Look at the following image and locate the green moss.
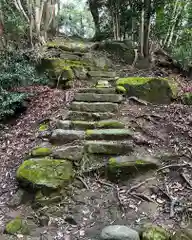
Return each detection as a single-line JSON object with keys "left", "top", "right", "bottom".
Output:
{"left": 142, "top": 224, "right": 170, "bottom": 240}
{"left": 16, "top": 159, "right": 74, "bottom": 189}
{"left": 116, "top": 85, "right": 126, "bottom": 93}
{"left": 116, "top": 77, "right": 178, "bottom": 103}
{"left": 31, "top": 147, "right": 52, "bottom": 157}
{"left": 39, "top": 123, "right": 49, "bottom": 132}
{"left": 96, "top": 120, "right": 124, "bottom": 129}
{"left": 5, "top": 217, "right": 29, "bottom": 235}
{"left": 46, "top": 40, "right": 88, "bottom": 52}
{"left": 181, "top": 92, "right": 192, "bottom": 105}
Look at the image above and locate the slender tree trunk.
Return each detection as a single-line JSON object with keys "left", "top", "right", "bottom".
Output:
{"left": 143, "top": 0, "right": 152, "bottom": 57}
{"left": 88, "top": 0, "right": 100, "bottom": 40}
{"left": 140, "top": 0, "right": 145, "bottom": 57}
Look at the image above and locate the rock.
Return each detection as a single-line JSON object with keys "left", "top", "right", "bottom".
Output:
{"left": 181, "top": 92, "right": 192, "bottom": 105}
{"left": 74, "top": 93, "right": 123, "bottom": 103}
{"left": 78, "top": 88, "right": 116, "bottom": 94}
{"left": 71, "top": 102, "right": 119, "bottom": 112}
{"left": 108, "top": 156, "right": 160, "bottom": 175}
{"left": 116, "top": 85, "right": 126, "bottom": 94}
{"left": 95, "top": 80, "right": 112, "bottom": 88}
{"left": 8, "top": 189, "right": 25, "bottom": 207}
{"left": 141, "top": 224, "right": 170, "bottom": 240}
{"left": 52, "top": 145, "right": 83, "bottom": 161}
{"left": 172, "top": 228, "right": 192, "bottom": 240}
{"left": 50, "top": 129, "right": 85, "bottom": 143}
{"left": 16, "top": 159, "right": 74, "bottom": 189}
{"left": 84, "top": 141, "right": 133, "bottom": 154}
{"left": 56, "top": 120, "right": 71, "bottom": 129}
{"left": 31, "top": 145, "right": 52, "bottom": 157}
{"left": 35, "top": 190, "right": 63, "bottom": 206}
{"left": 82, "top": 153, "right": 109, "bottom": 172}
{"left": 5, "top": 217, "right": 30, "bottom": 235}
{"left": 95, "top": 120, "right": 125, "bottom": 129}
{"left": 85, "top": 129, "right": 133, "bottom": 140}
{"left": 67, "top": 111, "right": 115, "bottom": 121}
{"left": 116, "top": 77, "right": 178, "bottom": 103}
{"left": 101, "top": 225, "right": 140, "bottom": 240}
{"left": 88, "top": 71, "right": 116, "bottom": 78}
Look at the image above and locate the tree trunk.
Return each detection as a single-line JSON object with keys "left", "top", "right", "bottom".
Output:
{"left": 143, "top": 0, "right": 152, "bottom": 57}
{"left": 88, "top": 0, "right": 100, "bottom": 40}
{"left": 140, "top": 0, "right": 145, "bottom": 57}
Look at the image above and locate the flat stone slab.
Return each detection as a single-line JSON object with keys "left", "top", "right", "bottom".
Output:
{"left": 16, "top": 159, "right": 74, "bottom": 189}
{"left": 84, "top": 141, "right": 133, "bottom": 154}
{"left": 78, "top": 88, "right": 116, "bottom": 94}
{"left": 74, "top": 93, "right": 123, "bottom": 103}
{"left": 52, "top": 145, "right": 83, "bottom": 161}
{"left": 86, "top": 129, "right": 133, "bottom": 140}
{"left": 67, "top": 111, "right": 115, "bottom": 121}
{"left": 50, "top": 129, "right": 85, "bottom": 143}
{"left": 71, "top": 102, "right": 118, "bottom": 112}
{"left": 56, "top": 119, "right": 125, "bottom": 130}
{"left": 88, "top": 71, "right": 116, "bottom": 78}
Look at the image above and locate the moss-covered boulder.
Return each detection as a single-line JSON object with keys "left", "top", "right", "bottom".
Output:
{"left": 141, "top": 224, "right": 170, "bottom": 240}
{"left": 5, "top": 217, "right": 29, "bottom": 235}
{"left": 116, "top": 85, "right": 126, "bottom": 94}
{"left": 116, "top": 77, "right": 178, "bottom": 103}
{"left": 172, "top": 229, "right": 192, "bottom": 240}
{"left": 181, "top": 92, "right": 192, "bottom": 105}
{"left": 16, "top": 159, "right": 74, "bottom": 189}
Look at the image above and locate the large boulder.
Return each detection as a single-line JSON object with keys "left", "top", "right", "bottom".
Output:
{"left": 16, "top": 159, "right": 74, "bottom": 189}
{"left": 116, "top": 77, "right": 178, "bottom": 103}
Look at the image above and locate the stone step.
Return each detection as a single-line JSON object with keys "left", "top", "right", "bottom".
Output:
{"left": 52, "top": 145, "right": 84, "bottom": 162}
{"left": 74, "top": 93, "right": 123, "bottom": 103}
{"left": 66, "top": 111, "right": 116, "bottom": 121}
{"left": 78, "top": 88, "right": 116, "bottom": 94}
{"left": 87, "top": 71, "right": 116, "bottom": 78}
{"left": 84, "top": 141, "right": 133, "bottom": 154}
{"left": 71, "top": 102, "right": 118, "bottom": 112}
{"left": 85, "top": 129, "right": 133, "bottom": 141}
{"left": 56, "top": 119, "right": 125, "bottom": 130}
{"left": 50, "top": 129, "right": 85, "bottom": 144}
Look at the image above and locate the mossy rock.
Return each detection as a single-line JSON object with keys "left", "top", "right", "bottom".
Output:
{"left": 96, "top": 120, "right": 125, "bottom": 129}
{"left": 172, "top": 229, "right": 192, "bottom": 240}
{"left": 35, "top": 189, "right": 64, "bottom": 206}
{"left": 95, "top": 80, "right": 111, "bottom": 88}
{"left": 181, "top": 92, "right": 192, "bottom": 105}
{"left": 5, "top": 217, "right": 30, "bottom": 235}
{"left": 116, "top": 85, "right": 126, "bottom": 94}
{"left": 39, "top": 123, "right": 49, "bottom": 132}
{"left": 16, "top": 159, "right": 74, "bottom": 189}
{"left": 116, "top": 77, "right": 178, "bottom": 103}
{"left": 108, "top": 156, "right": 160, "bottom": 179}
{"left": 141, "top": 224, "right": 170, "bottom": 240}
{"left": 31, "top": 146, "right": 52, "bottom": 157}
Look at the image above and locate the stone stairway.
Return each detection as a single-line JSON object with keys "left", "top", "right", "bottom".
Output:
{"left": 50, "top": 74, "right": 134, "bottom": 173}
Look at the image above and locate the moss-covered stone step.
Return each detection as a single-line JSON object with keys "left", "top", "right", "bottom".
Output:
{"left": 52, "top": 145, "right": 83, "bottom": 162}
{"left": 16, "top": 159, "right": 74, "bottom": 189}
{"left": 86, "top": 129, "right": 133, "bottom": 140}
{"left": 67, "top": 111, "right": 115, "bottom": 121}
{"left": 84, "top": 141, "right": 133, "bottom": 154}
{"left": 74, "top": 93, "right": 123, "bottom": 103}
{"left": 108, "top": 155, "right": 160, "bottom": 173}
{"left": 78, "top": 88, "right": 116, "bottom": 94}
{"left": 71, "top": 102, "right": 118, "bottom": 112}
{"left": 56, "top": 119, "right": 125, "bottom": 130}
{"left": 116, "top": 77, "right": 178, "bottom": 103}
{"left": 50, "top": 129, "right": 85, "bottom": 143}
{"left": 88, "top": 71, "right": 116, "bottom": 78}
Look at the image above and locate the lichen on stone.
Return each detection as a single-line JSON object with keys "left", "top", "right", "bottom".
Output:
{"left": 39, "top": 123, "right": 49, "bottom": 132}
{"left": 5, "top": 217, "right": 29, "bottom": 235}
{"left": 31, "top": 147, "right": 52, "bottom": 157}
{"left": 141, "top": 224, "right": 170, "bottom": 240}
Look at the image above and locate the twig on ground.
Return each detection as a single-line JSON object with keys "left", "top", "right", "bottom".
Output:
{"left": 96, "top": 179, "right": 115, "bottom": 188}
{"left": 130, "top": 193, "right": 154, "bottom": 202}
{"left": 115, "top": 186, "right": 125, "bottom": 213}
{"left": 180, "top": 173, "right": 192, "bottom": 189}
{"left": 126, "top": 177, "right": 155, "bottom": 194}
{"left": 76, "top": 176, "right": 89, "bottom": 190}
{"left": 128, "top": 96, "right": 148, "bottom": 105}
{"left": 157, "top": 163, "right": 191, "bottom": 172}
{"left": 156, "top": 186, "right": 172, "bottom": 201}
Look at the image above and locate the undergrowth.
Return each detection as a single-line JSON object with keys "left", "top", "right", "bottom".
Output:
{"left": 0, "top": 50, "right": 49, "bottom": 121}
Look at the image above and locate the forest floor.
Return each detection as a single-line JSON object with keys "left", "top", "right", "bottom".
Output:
{"left": 0, "top": 61, "right": 192, "bottom": 239}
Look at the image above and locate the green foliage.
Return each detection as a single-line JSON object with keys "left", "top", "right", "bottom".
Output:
{"left": 0, "top": 88, "right": 27, "bottom": 120}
